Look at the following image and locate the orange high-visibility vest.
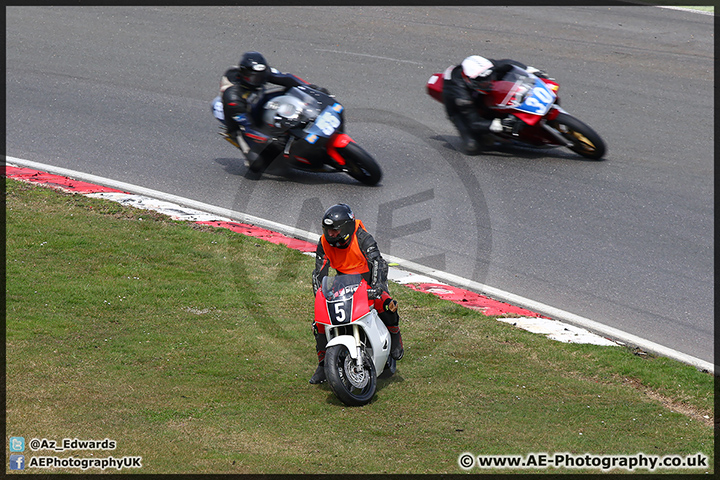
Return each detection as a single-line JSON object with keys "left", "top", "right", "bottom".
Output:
{"left": 320, "top": 220, "right": 369, "bottom": 274}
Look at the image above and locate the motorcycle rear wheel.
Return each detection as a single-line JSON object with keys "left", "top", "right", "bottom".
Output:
{"left": 325, "top": 345, "right": 377, "bottom": 406}
{"left": 548, "top": 113, "right": 606, "bottom": 160}
{"left": 338, "top": 142, "right": 383, "bottom": 186}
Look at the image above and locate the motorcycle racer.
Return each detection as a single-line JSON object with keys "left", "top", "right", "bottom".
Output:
{"left": 218, "top": 51, "right": 329, "bottom": 172}
{"left": 309, "top": 204, "right": 404, "bottom": 384}
{"left": 443, "top": 55, "right": 551, "bottom": 154}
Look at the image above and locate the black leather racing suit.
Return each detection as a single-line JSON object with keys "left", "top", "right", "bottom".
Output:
{"left": 221, "top": 66, "right": 306, "bottom": 135}
{"left": 443, "top": 58, "right": 529, "bottom": 142}
{"left": 312, "top": 226, "right": 388, "bottom": 297}
{"left": 220, "top": 66, "right": 307, "bottom": 168}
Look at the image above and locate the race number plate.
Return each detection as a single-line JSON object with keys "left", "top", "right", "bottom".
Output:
{"left": 514, "top": 78, "right": 556, "bottom": 116}
{"left": 327, "top": 298, "right": 353, "bottom": 325}
{"left": 305, "top": 103, "right": 343, "bottom": 144}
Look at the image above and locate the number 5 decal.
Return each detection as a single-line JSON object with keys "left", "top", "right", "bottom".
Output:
{"left": 334, "top": 302, "right": 346, "bottom": 323}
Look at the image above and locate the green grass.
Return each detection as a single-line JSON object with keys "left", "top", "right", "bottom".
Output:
{"left": 5, "top": 179, "right": 714, "bottom": 474}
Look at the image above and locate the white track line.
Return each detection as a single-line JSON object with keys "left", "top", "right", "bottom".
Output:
{"left": 5, "top": 155, "right": 713, "bottom": 374}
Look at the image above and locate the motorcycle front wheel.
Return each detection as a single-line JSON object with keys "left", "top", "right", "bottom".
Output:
{"left": 325, "top": 345, "right": 377, "bottom": 406}
{"left": 337, "top": 142, "right": 383, "bottom": 186}
{"left": 548, "top": 112, "right": 606, "bottom": 160}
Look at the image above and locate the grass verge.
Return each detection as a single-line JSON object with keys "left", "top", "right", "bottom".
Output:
{"left": 5, "top": 179, "right": 714, "bottom": 474}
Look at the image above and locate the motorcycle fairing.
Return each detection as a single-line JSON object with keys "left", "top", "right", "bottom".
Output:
{"left": 314, "top": 274, "right": 371, "bottom": 326}
{"left": 232, "top": 115, "right": 272, "bottom": 150}
{"left": 212, "top": 96, "right": 225, "bottom": 121}
{"left": 304, "top": 103, "right": 343, "bottom": 144}
{"left": 426, "top": 73, "right": 444, "bottom": 103}
{"left": 326, "top": 134, "right": 355, "bottom": 166}
{"left": 326, "top": 297, "right": 353, "bottom": 326}
{"left": 487, "top": 66, "right": 557, "bottom": 126}
{"left": 511, "top": 77, "right": 556, "bottom": 116}
{"left": 492, "top": 77, "right": 556, "bottom": 122}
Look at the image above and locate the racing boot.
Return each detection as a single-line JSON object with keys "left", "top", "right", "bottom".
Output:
{"left": 309, "top": 333, "right": 328, "bottom": 384}
{"left": 220, "top": 126, "right": 241, "bottom": 148}
{"left": 247, "top": 143, "right": 282, "bottom": 173}
{"left": 309, "top": 363, "right": 326, "bottom": 385}
{"left": 247, "top": 152, "right": 271, "bottom": 173}
{"left": 450, "top": 115, "right": 481, "bottom": 155}
{"left": 388, "top": 326, "right": 404, "bottom": 360}
{"left": 460, "top": 133, "right": 479, "bottom": 155}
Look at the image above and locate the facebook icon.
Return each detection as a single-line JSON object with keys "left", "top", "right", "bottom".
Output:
{"left": 10, "top": 454, "right": 25, "bottom": 470}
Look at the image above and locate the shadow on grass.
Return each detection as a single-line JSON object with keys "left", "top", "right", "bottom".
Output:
{"left": 320, "top": 373, "right": 406, "bottom": 407}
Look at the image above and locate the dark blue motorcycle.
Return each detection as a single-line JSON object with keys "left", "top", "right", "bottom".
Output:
{"left": 212, "top": 85, "right": 382, "bottom": 185}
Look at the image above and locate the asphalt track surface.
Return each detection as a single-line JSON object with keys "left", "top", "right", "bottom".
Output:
{"left": 6, "top": 6, "right": 714, "bottom": 365}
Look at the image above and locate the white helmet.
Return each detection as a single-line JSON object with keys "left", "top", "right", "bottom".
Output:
{"left": 461, "top": 55, "right": 494, "bottom": 92}
{"left": 461, "top": 56, "right": 493, "bottom": 78}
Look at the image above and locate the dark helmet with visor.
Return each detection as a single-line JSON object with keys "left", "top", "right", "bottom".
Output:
{"left": 238, "top": 51, "right": 269, "bottom": 88}
{"left": 322, "top": 204, "right": 356, "bottom": 248}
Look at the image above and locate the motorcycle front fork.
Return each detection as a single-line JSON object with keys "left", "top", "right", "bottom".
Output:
{"left": 353, "top": 325, "right": 363, "bottom": 368}
{"left": 540, "top": 120, "right": 572, "bottom": 147}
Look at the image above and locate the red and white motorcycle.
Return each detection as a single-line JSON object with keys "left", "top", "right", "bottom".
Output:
{"left": 314, "top": 274, "right": 396, "bottom": 406}
{"left": 427, "top": 65, "right": 606, "bottom": 160}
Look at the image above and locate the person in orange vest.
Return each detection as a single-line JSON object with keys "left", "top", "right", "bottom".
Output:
{"left": 309, "top": 203, "right": 403, "bottom": 384}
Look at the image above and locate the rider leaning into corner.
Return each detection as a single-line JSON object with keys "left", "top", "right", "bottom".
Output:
{"left": 443, "top": 55, "right": 552, "bottom": 155}
{"left": 309, "top": 204, "right": 404, "bottom": 385}
{"left": 218, "top": 51, "right": 329, "bottom": 172}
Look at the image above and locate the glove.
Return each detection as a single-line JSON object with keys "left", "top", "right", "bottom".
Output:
{"left": 383, "top": 298, "right": 398, "bottom": 313}
{"left": 307, "top": 84, "right": 331, "bottom": 95}
{"left": 490, "top": 117, "right": 518, "bottom": 134}
{"left": 489, "top": 118, "right": 504, "bottom": 133}
{"left": 367, "top": 286, "right": 382, "bottom": 300}
{"left": 312, "top": 272, "right": 321, "bottom": 295}
{"left": 526, "top": 66, "right": 549, "bottom": 79}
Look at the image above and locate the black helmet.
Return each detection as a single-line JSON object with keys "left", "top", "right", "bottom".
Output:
{"left": 238, "top": 51, "right": 268, "bottom": 88}
{"left": 322, "top": 204, "right": 356, "bottom": 248}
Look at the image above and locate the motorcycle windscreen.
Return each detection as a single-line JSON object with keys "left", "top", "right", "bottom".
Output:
{"left": 491, "top": 67, "right": 556, "bottom": 120}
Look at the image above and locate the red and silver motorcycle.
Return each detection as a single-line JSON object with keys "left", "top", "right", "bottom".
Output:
{"left": 313, "top": 274, "right": 396, "bottom": 406}
{"left": 427, "top": 65, "right": 606, "bottom": 160}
